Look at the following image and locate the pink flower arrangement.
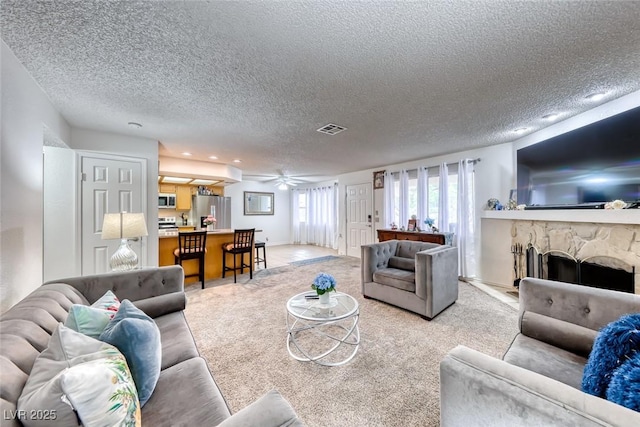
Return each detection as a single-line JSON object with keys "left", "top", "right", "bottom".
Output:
{"left": 203, "top": 215, "right": 216, "bottom": 225}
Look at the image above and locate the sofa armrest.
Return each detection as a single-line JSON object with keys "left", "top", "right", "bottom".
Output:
{"left": 518, "top": 278, "right": 640, "bottom": 354}
{"left": 45, "top": 266, "right": 185, "bottom": 305}
{"left": 440, "top": 345, "right": 640, "bottom": 427}
{"left": 132, "top": 292, "right": 186, "bottom": 318}
{"left": 216, "top": 390, "right": 305, "bottom": 427}
{"left": 415, "top": 245, "right": 458, "bottom": 305}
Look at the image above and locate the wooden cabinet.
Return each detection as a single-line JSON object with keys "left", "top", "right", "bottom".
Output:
{"left": 159, "top": 183, "right": 176, "bottom": 193}
{"left": 377, "top": 229, "right": 446, "bottom": 245}
{"left": 175, "top": 185, "right": 192, "bottom": 211}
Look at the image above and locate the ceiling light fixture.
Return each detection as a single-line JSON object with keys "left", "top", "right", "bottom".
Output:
{"left": 233, "top": 159, "right": 241, "bottom": 163}
{"left": 182, "top": 152, "right": 192, "bottom": 156}
{"left": 127, "top": 122, "right": 142, "bottom": 129}
{"left": 514, "top": 128, "right": 529, "bottom": 134}
{"left": 542, "top": 113, "right": 559, "bottom": 121}
{"left": 209, "top": 155, "right": 218, "bottom": 160}
{"left": 278, "top": 183, "right": 289, "bottom": 191}
{"left": 586, "top": 92, "right": 606, "bottom": 101}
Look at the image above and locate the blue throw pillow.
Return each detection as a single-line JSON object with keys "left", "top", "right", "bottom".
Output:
{"left": 582, "top": 313, "right": 640, "bottom": 397}
{"left": 99, "top": 300, "right": 161, "bottom": 407}
{"left": 607, "top": 351, "right": 640, "bottom": 412}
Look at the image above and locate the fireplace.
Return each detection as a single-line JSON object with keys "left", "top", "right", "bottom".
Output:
{"left": 526, "top": 248, "right": 636, "bottom": 293}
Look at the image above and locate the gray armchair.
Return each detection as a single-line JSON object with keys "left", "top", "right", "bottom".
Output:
{"left": 361, "top": 240, "right": 459, "bottom": 319}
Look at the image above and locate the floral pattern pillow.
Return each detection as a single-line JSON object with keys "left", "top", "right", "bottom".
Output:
{"left": 65, "top": 290, "right": 121, "bottom": 338}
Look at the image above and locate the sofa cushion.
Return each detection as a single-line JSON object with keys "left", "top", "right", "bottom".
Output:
{"left": 64, "top": 291, "right": 121, "bottom": 339}
{"left": 141, "top": 357, "right": 231, "bottom": 426}
{"left": 582, "top": 313, "right": 640, "bottom": 398}
{"left": 217, "top": 390, "right": 304, "bottom": 427}
{"left": 388, "top": 256, "right": 415, "bottom": 271}
{"left": 373, "top": 268, "right": 416, "bottom": 292}
{"left": 606, "top": 351, "right": 640, "bottom": 412}
{"left": 17, "top": 324, "right": 140, "bottom": 427}
{"left": 154, "top": 311, "right": 200, "bottom": 370}
{"left": 503, "top": 333, "right": 588, "bottom": 390}
{"left": 100, "top": 300, "right": 161, "bottom": 407}
{"left": 60, "top": 354, "right": 141, "bottom": 426}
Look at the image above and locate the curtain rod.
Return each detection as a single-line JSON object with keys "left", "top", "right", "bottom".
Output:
{"left": 387, "top": 157, "right": 481, "bottom": 174}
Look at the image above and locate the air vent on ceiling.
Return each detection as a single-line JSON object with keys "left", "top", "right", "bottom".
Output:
{"left": 317, "top": 123, "right": 347, "bottom": 135}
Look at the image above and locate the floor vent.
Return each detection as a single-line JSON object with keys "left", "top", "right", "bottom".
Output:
{"left": 317, "top": 123, "right": 347, "bottom": 135}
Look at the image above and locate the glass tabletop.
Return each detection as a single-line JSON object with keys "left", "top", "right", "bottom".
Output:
{"left": 286, "top": 291, "right": 358, "bottom": 321}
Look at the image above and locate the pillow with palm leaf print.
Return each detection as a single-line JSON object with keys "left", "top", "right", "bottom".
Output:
{"left": 60, "top": 354, "right": 141, "bottom": 426}
{"left": 17, "top": 324, "right": 141, "bottom": 427}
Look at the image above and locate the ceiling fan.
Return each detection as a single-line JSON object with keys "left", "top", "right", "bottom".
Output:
{"left": 243, "top": 170, "right": 313, "bottom": 190}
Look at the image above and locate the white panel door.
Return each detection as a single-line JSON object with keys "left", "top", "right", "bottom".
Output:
{"left": 81, "top": 155, "right": 144, "bottom": 275}
{"left": 346, "top": 183, "right": 373, "bottom": 258}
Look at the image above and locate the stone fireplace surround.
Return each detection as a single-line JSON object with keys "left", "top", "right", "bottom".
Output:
{"left": 480, "top": 210, "right": 640, "bottom": 294}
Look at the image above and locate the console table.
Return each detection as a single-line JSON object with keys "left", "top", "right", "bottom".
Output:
{"left": 377, "top": 229, "right": 449, "bottom": 245}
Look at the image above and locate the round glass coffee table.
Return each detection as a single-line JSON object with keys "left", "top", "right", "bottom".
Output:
{"left": 286, "top": 291, "right": 360, "bottom": 366}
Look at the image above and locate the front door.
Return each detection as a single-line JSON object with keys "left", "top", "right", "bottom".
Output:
{"left": 81, "top": 154, "right": 145, "bottom": 275}
{"left": 346, "top": 183, "right": 373, "bottom": 258}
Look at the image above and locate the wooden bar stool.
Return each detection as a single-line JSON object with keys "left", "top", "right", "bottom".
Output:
{"left": 222, "top": 229, "right": 255, "bottom": 283}
{"left": 255, "top": 241, "right": 267, "bottom": 269}
{"left": 174, "top": 231, "right": 207, "bottom": 289}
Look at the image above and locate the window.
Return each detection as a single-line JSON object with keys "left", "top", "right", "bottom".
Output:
{"left": 298, "top": 193, "right": 307, "bottom": 223}
{"left": 390, "top": 165, "right": 459, "bottom": 231}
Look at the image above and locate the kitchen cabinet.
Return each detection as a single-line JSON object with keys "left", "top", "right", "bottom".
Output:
{"left": 175, "top": 185, "right": 192, "bottom": 211}
{"left": 377, "top": 229, "right": 446, "bottom": 245}
{"left": 159, "top": 183, "right": 177, "bottom": 193}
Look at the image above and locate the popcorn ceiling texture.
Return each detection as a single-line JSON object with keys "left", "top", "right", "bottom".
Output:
{"left": 2, "top": 1, "right": 640, "bottom": 177}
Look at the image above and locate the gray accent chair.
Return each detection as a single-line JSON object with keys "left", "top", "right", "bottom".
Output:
{"left": 361, "top": 240, "right": 459, "bottom": 319}
{"left": 1, "top": 266, "right": 304, "bottom": 427}
{"left": 440, "top": 277, "right": 640, "bottom": 427}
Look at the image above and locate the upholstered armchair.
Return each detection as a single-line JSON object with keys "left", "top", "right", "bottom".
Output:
{"left": 361, "top": 240, "right": 459, "bottom": 320}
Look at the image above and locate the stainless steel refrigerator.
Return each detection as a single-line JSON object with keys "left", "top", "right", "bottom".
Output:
{"left": 191, "top": 195, "right": 232, "bottom": 229}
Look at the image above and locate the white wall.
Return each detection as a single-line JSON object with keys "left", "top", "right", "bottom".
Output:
{"left": 224, "top": 181, "right": 291, "bottom": 246}
{"left": 1, "top": 41, "right": 72, "bottom": 313}
{"left": 70, "top": 128, "right": 159, "bottom": 266}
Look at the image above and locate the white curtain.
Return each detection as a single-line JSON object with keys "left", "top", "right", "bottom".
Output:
{"left": 292, "top": 185, "right": 337, "bottom": 248}
{"left": 438, "top": 162, "right": 449, "bottom": 232}
{"left": 457, "top": 159, "right": 476, "bottom": 278}
{"left": 383, "top": 171, "right": 395, "bottom": 228}
{"left": 417, "top": 166, "right": 428, "bottom": 226}
{"left": 398, "top": 169, "right": 409, "bottom": 229}
{"left": 292, "top": 189, "right": 302, "bottom": 243}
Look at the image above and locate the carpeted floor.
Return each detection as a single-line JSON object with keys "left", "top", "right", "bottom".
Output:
{"left": 184, "top": 256, "right": 519, "bottom": 427}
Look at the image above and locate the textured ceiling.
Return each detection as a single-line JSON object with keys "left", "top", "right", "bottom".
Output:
{"left": 2, "top": 1, "right": 640, "bottom": 181}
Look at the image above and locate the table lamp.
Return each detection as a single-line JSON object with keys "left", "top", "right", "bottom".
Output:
{"left": 101, "top": 212, "right": 148, "bottom": 271}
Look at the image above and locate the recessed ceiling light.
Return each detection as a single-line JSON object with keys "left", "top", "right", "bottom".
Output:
{"left": 162, "top": 176, "right": 192, "bottom": 184}
{"left": 233, "top": 159, "right": 242, "bottom": 163}
{"left": 209, "top": 155, "right": 218, "bottom": 160}
{"left": 542, "top": 113, "right": 559, "bottom": 121}
{"left": 127, "top": 122, "right": 142, "bottom": 129}
{"left": 182, "top": 152, "right": 192, "bottom": 156}
{"left": 514, "top": 128, "right": 529, "bottom": 134}
{"left": 586, "top": 92, "right": 606, "bottom": 101}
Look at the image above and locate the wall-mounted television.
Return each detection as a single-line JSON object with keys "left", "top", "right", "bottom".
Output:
{"left": 517, "top": 106, "right": 640, "bottom": 207}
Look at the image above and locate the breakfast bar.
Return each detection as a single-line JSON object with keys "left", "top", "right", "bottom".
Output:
{"left": 159, "top": 229, "right": 252, "bottom": 284}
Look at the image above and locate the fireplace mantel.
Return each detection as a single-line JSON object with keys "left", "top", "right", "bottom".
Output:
{"left": 481, "top": 209, "right": 639, "bottom": 225}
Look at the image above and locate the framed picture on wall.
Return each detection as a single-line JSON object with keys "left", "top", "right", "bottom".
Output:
{"left": 373, "top": 170, "right": 385, "bottom": 189}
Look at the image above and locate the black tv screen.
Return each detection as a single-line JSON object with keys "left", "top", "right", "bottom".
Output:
{"left": 517, "top": 106, "right": 640, "bottom": 206}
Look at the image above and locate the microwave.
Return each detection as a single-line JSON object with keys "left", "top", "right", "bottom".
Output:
{"left": 158, "top": 193, "right": 176, "bottom": 209}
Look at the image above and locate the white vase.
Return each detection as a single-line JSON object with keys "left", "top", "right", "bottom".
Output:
{"left": 206, "top": 224, "right": 215, "bottom": 231}
{"left": 319, "top": 293, "right": 331, "bottom": 305}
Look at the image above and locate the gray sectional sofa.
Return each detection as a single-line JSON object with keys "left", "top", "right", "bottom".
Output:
{"left": 0, "top": 266, "right": 304, "bottom": 426}
{"left": 440, "top": 277, "right": 640, "bottom": 426}
{"left": 361, "top": 240, "right": 459, "bottom": 319}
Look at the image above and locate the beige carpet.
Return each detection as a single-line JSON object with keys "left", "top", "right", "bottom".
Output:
{"left": 184, "top": 256, "right": 519, "bottom": 427}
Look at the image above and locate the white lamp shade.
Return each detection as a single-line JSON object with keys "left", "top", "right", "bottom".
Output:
{"left": 102, "top": 212, "right": 148, "bottom": 240}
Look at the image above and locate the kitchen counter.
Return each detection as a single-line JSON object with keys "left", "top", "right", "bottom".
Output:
{"left": 158, "top": 229, "right": 249, "bottom": 284}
